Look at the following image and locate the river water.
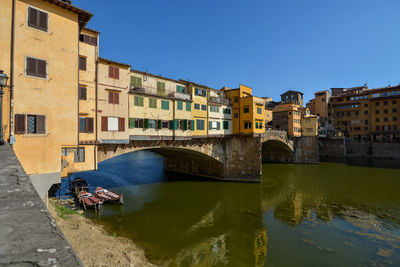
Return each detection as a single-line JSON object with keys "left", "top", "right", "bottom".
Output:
{"left": 61, "top": 151, "right": 400, "bottom": 266}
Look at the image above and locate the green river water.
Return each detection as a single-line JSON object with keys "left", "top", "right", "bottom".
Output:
{"left": 70, "top": 152, "right": 400, "bottom": 266}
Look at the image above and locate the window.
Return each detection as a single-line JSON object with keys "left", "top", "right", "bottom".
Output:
{"left": 375, "top": 102, "right": 380, "bottom": 106}
{"left": 364, "top": 103, "right": 368, "bottom": 107}
{"left": 257, "top": 107, "right": 262, "bottom": 114}
{"left": 79, "top": 117, "right": 94, "bottom": 133}
{"left": 108, "top": 66, "right": 119, "bottom": 79}
{"left": 355, "top": 111, "right": 359, "bottom": 116}
{"left": 210, "top": 106, "right": 219, "bottom": 112}
{"left": 79, "top": 34, "right": 97, "bottom": 46}
{"left": 108, "top": 91, "right": 119, "bottom": 104}
{"left": 130, "top": 76, "right": 142, "bottom": 88}
{"left": 393, "top": 109, "right": 398, "bottom": 113}
{"left": 384, "top": 118, "right": 388, "bottom": 122}
{"left": 375, "top": 110, "right": 380, "bottom": 114}
{"left": 27, "top": 7, "right": 48, "bottom": 32}
{"left": 149, "top": 98, "right": 157, "bottom": 108}
{"left": 244, "top": 122, "right": 252, "bottom": 129}
{"left": 134, "top": 118, "right": 144, "bottom": 128}
{"left": 148, "top": 119, "right": 157, "bottom": 129}
{"left": 162, "top": 121, "right": 169, "bottom": 128}
{"left": 15, "top": 114, "right": 45, "bottom": 134}
{"left": 101, "top": 116, "right": 124, "bottom": 131}
{"left": 196, "top": 119, "right": 205, "bottom": 130}
{"left": 79, "top": 86, "right": 87, "bottom": 100}
{"left": 157, "top": 82, "right": 166, "bottom": 96}
{"left": 223, "top": 121, "right": 229, "bottom": 130}
{"left": 134, "top": 96, "right": 144, "bottom": 107}
{"left": 234, "top": 113, "right": 238, "bottom": 118}
{"left": 194, "top": 103, "right": 200, "bottom": 110}
{"left": 384, "top": 101, "right": 388, "bottom": 105}
{"left": 244, "top": 107, "right": 249, "bottom": 113}
{"left": 195, "top": 88, "right": 206, "bottom": 97}
{"left": 393, "top": 117, "right": 398, "bottom": 122}
{"left": 186, "top": 102, "right": 191, "bottom": 111}
{"left": 384, "top": 109, "right": 388, "bottom": 114}
{"left": 376, "top": 118, "right": 380, "bottom": 122}
{"left": 372, "top": 93, "right": 380, "bottom": 98}
{"left": 255, "top": 122, "right": 259, "bottom": 129}
{"left": 161, "top": 100, "right": 169, "bottom": 110}
{"left": 223, "top": 108, "right": 231, "bottom": 114}
{"left": 234, "top": 98, "right": 239, "bottom": 103}
{"left": 376, "top": 126, "right": 380, "bottom": 131}
{"left": 201, "top": 105, "right": 207, "bottom": 111}
{"left": 393, "top": 100, "right": 397, "bottom": 105}
{"left": 79, "top": 57, "right": 86, "bottom": 71}
{"left": 74, "top": 148, "right": 85, "bottom": 163}
{"left": 177, "top": 101, "right": 183, "bottom": 110}
{"left": 209, "top": 121, "right": 220, "bottom": 130}
{"left": 176, "top": 85, "right": 185, "bottom": 93}
{"left": 26, "top": 57, "right": 46, "bottom": 78}
{"left": 364, "top": 120, "right": 368, "bottom": 125}
{"left": 108, "top": 117, "right": 118, "bottom": 131}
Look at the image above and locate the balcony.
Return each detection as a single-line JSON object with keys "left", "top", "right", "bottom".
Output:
{"left": 130, "top": 85, "right": 191, "bottom": 101}
{"left": 208, "top": 96, "right": 230, "bottom": 105}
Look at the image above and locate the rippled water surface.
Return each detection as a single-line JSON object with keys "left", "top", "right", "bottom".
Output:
{"left": 61, "top": 152, "right": 400, "bottom": 266}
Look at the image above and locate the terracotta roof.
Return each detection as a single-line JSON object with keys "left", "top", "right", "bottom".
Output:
{"left": 179, "top": 79, "right": 214, "bottom": 90}
{"left": 42, "top": 0, "right": 93, "bottom": 29}
{"left": 330, "top": 85, "right": 400, "bottom": 98}
{"left": 99, "top": 57, "right": 131, "bottom": 68}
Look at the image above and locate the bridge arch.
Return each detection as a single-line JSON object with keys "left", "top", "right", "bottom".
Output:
{"left": 261, "top": 139, "right": 294, "bottom": 163}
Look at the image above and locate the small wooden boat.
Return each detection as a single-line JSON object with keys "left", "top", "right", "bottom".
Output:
{"left": 77, "top": 191, "right": 103, "bottom": 210}
{"left": 95, "top": 187, "right": 123, "bottom": 205}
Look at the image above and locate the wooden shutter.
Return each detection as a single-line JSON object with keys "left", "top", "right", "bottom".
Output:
{"left": 108, "top": 66, "right": 113, "bottom": 78}
{"left": 15, "top": 114, "right": 26, "bottom": 134}
{"left": 115, "top": 68, "right": 119, "bottom": 80}
{"left": 79, "top": 57, "right": 86, "bottom": 71}
{"left": 209, "top": 121, "right": 212, "bottom": 130}
{"left": 157, "top": 120, "right": 162, "bottom": 129}
{"left": 191, "top": 120, "right": 195, "bottom": 131}
{"left": 38, "top": 11, "right": 48, "bottom": 31}
{"left": 101, "top": 116, "right": 108, "bottom": 131}
{"left": 37, "top": 59, "right": 46, "bottom": 78}
{"left": 114, "top": 92, "right": 119, "bottom": 104}
{"left": 183, "top": 120, "right": 188, "bottom": 130}
{"left": 36, "top": 115, "right": 46, "bottom": 134}
{"left": 108, "top": 91, "right": 114, "bottom": 104}
{"left": 79, "top": 87, "right": 87, "bottom": 100}
{"left": 26, "top": 57, "right": 36, "bottom": 76}
{"left": 118, "top": 117, "right": 125, "bottom": 131}
{"left": 129, "top": 118, "right": 135, "bottom": 128}
{"left": 86, "top": 118, "right": 94, "bottom": 133}
{"left": 144, "top": 119, "right": 149, "bottom": 129}
{"left": 28, "top": 7, "right": 38, "bottom": 28}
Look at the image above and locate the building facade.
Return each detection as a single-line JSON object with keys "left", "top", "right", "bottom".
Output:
{"left": 272, "top": 103, "right": 302, "bottom": 137}
{"left": 280, "top": 90, "right": 304, "bottom": 107}
{"left": 208, "top": 89, "right": 232, "bottom": 136}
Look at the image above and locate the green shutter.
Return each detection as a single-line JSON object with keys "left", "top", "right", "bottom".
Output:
{"left": 186, "top": 102, "right": 191, "bottom": 111}
{"left": 144, "top": 119, "right": 149, "bottom": 129}
{"left": 182, "top": 120, "right": 188, "bottom": 130}
{"left": 173, "top": 119, "right": 178, "bottom": 130}
{"left": 191, "top": 120, "right": 195, "bottom": 131}
{"left": 176, "top": 85, "right": 185, "bottom": 93}
{"left": 217, "top": 122, "right": 220, "bottom": 130}
{"left": 157, "top": 82, "right": 165, "bottom": 96}
{"left": 223, "top": 121, "right": 229, "bottom": 130}
{"left": 177, "top": 101, "right": 183, "bottom": 110}
{"left": 157, "top": 120, "right": 162, "bottom": 129}
{"left": 209, "top": 121, "right": 212, "bottom": 130}
{"left": 129, "top": 118, "right": 135, "bottom": 128}
{"left": 169, "top": 120, "right": 174, "bottom": 130}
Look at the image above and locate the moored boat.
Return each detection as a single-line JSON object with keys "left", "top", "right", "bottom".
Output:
{"left": 95, "top": 187, "right": 123, "bottom": 205}
{"left": 77, "top": 191, "right": 103, "bottom": 210}
{"left": 69, "top": 177, "right": 89, "bottom": 195}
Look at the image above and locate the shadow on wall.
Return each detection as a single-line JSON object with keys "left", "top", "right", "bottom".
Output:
{"left": 262, "top": 140, "right": 294, "bottom": 163}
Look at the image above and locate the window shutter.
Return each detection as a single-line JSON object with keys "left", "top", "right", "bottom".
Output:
{"left": 191, "top": 120, "right": 195, "bottom": 131}
{"left": 86, "top": 117, "right": 94, "bottom": 133}
{"left": 108, "top": 66, "right": 113, "bottom": 78}
{"left": 209, "top": 121, "right": 212, "bottom": 130}
{"left": 101, "top": 116, "right": 108, "bottom": 131}
{"left": 114, "top": 92, "right": 119, "bottom": 104}
{"left": 28, "top": 7, "right": 37, "bottom": 28}
{"left": 118, "top": 117, "right": 125, "bottom": 132}
{"left": 217, "top": 122, "right": 220, "bottom": 130}
{"left": 36, "top": 115, "right": 46, "bottom": 134}
{"left": 79, "top": 87, "right": 87, "bottom": 100}
{"left": 182, "top": 120, "right": 188, "bottom": 130}
{"left": 157, "top": 120, "right": 162, "bottom": 129}
{"left": 129, "top": 118, "right": 135, "bottom": 128}
{"left": 39, "top": 11, "right": 48, "bottom": 31}
{"left": 108, "top": 91, "right": 114, "bottom": 104}
{"left": 79, "top": 57, "right": 86, "bottom": 71}
{"left": 15, "top": 114, "right": 26, "bottom": 134}
{"left": 37, "top": 59, "right": 46, "bottom": 78}
{"left": 173, "top": 119, "right": 178, "bottom": 130}
{"left": 115, "top": 68, "right": 119, "bottom": 79}
{"left": 26, "top": 57, "right": 36, "bottom": 76}
{"left": 144, "top": 119, "right": 149, "bottom": 129}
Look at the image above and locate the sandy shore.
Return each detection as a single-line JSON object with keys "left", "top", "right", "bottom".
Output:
{"left": 48, "top": 198, "right": 155, "bottom": 267}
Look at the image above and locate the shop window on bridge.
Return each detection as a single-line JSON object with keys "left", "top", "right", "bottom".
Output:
{"left": 148, "top": 119, "right": 157, "bottom": 129}
{"left": 209, "top": 121, "right": 220, "bottom": 130}
{"left": 196, "top": 119, "right": 205, "bottom": 130}
{"left": 162, "top": 121, "right": 169, "bottom": 129}
{"left": 244, "top": 121, "right": 252, "bottom": 129}
{"left": 223, "top": 121, "right": 229, "bottom": 130}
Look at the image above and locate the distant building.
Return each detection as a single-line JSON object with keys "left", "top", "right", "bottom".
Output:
{"left": 301, "top": 114, "right": 318, "bottom": 136}
{"left": 280, "top": 90, "right": 304, "bottom": 107}
{"left": 272, "top": 103, "right": 302, "bottom": 137}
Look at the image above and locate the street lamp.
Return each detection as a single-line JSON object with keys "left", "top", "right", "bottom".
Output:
{"left": 0, "top": 70, "right": 9, "bottom": 145}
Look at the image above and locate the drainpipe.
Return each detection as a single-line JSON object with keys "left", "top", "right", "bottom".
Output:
{"left": 0, "top": 82, "right": 4, "bottom": 145}
{"left": 94, "top": 35, "right": 99, "bottom": 170}
{"left": 77, "top": 25, "right": 80, "bottom": 148}
{"left": 9, "top": 0, "right": 16, "bottom": 144}
{"left": 172, "top": 98, "right": 176, "bottom": 140}
{"left": 206, "top": 89, "right": 209, "bottom": 137}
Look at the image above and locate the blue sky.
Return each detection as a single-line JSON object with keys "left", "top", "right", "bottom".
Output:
{"left": 78, "top": 0, "right": 400, "bottom": 102}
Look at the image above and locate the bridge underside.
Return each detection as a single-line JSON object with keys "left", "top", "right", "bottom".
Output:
{"left": 262, "top": 140, "right": 294, "bottom": 163}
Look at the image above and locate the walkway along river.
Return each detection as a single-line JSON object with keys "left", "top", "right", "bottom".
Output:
{"left": 59, "top": 151, "right": 400, "bottom": 266}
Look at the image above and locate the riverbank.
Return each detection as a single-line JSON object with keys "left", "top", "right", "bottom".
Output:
{"left": 48, "top": 198, "right": 155, "bottom": 267}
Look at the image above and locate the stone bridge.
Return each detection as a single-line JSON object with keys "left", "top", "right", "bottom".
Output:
{"left": 97, "top": 131, "right": 318, "bottom": 183}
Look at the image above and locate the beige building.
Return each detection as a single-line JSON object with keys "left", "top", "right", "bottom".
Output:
{"left": 0, "top": 0, "right": 93, "bottom": 199}
{"left": 208, "top": 89, "right": 232, "bottom": 136}
{"left": 301, "top": 114, "right": 318, "bottom": 136}
{"left": 97, "top": 58, "right": 130, "bottom": 144}
{"left": 128, "top": 70, "right": 192, "bottom": 140}
{"left": 272, "top": 103, "right": 302, "bottom": 137}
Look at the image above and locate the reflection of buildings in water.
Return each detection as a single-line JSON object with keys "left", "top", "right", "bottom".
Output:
{"left": 254, "top": 229, "right": 268, "bottom": 267}
{"left": 188, "top": 202, "right": 221, "bottom": 234}
{"left": 274, "top": 191, "right": 309, "bottom": 226}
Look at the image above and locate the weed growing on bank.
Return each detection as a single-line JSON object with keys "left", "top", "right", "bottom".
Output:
{"left": 55, "top": 204, "right": 81, "bottom": 219}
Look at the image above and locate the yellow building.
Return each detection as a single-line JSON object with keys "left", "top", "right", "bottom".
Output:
{"left": 208, "top": 89, "right": 233, "bottom": 136}
{"left": 97, "top": 58, "right": 130, "bottom": 144}
{"left": 272, "top": 103, "right": 302, "bottom": 137}
{"left": 301, "top": 114, "right": 318, "bottom": 136}
{"left": 0, "top": 0, "right": 93, "bottom": 199}
{"left": 223, "top": 85, "right": 265, "bottom": 135}
{"left": 61, "top": 27, "right": 99, "bottom": 177}
{"left": 181, "top": 81, "right": 209, "bottom": 137}
{"left": 129, "top": 70, "right": 192, "bottom": 140}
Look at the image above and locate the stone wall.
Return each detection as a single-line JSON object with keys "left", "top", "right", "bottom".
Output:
{"left": 293, "top": 136, "right": 319, "bottom": 163}
{"left": 319, "top": 137, "right": 345, "bottom": 158}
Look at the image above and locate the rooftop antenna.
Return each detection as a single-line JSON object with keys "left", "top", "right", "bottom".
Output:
{"left": 144, "top": 69, "right": 148, "bottom": 82}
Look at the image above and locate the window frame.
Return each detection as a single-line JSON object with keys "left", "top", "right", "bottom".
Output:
{"left": 26, "top": 6, "right": 49, "bottom": 33}
{"left": 25, "top": 56, "right": 48, "bottom": 79}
